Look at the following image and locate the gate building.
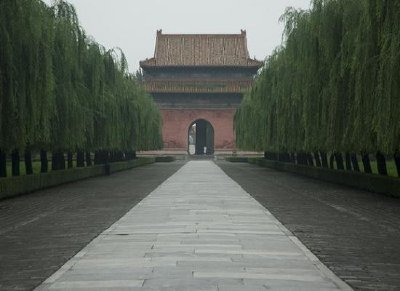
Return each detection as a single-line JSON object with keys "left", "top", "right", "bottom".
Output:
{"left": 140, "top": 30, "right": 262, "bottom": 155}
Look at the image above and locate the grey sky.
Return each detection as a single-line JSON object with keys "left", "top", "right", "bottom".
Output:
{"left": 44, "top": 0, "right": 311, "bottom": 72}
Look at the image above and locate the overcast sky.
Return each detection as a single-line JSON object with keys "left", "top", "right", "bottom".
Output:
{"left": 43, "top": 0, "right": 311, "bottom": 72}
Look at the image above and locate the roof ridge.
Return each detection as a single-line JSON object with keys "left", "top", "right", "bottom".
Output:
{"left": 158, "top": 33, "right": 245, "bottom": 36}
{"left": 156, "top": 30, "right": 246, "bottom": 38}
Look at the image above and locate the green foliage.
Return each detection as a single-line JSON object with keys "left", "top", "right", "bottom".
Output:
{"left": 236, "top": 0, "right": 400, "bottom": 156}
{"left": 0, "top": 0, "right": 55, "bottom": 151}
{"left": 0, "top": 0, "right": 162, "bottom": 156}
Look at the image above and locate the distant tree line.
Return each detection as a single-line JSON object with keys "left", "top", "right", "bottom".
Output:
{"left": 0, "top": 0, "right": 163, "bottom": 177}
{"left": 235, "top": 0, "right": 400, "bottom": 176}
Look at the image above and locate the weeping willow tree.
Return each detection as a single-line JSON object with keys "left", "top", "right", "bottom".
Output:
{"left": 373, "top": 1, "right": 400, "bottom": 173}
{"left": 235, "top": 0, "right": 400, "bottom": 176}
{"left": 51, "top": 0, "right": 87, "bottom": 170}
{"left": 0, "top": 0, "right": 17, "bottom": 176}
{"left": 0, "top": 0, "right": 162, "bottom": 177}
{"left": 49, "top": 0, "right": 162, "bottom": 167}
{"left": 0, "top": 0, "right": 55, "bottom": 176}
{"left": 134, "top": 89, "right": 164, "bottom": 151}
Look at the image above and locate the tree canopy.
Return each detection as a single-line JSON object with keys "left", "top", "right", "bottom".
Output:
{"left": 0, "top": 0, "right": 162, "bottom": 158}
{"left": 236, "top": 0, "right": 400, "bottom": 157}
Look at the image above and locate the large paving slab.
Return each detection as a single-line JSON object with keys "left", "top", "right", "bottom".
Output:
{"left": 36, "top": 161, "right": 352, "bottom": 291}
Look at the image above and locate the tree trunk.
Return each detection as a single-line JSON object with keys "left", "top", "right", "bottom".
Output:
{"left": 77, "top": 151, "right": 85, "bottom": 167}
{"left": 278, "top": 152, "right": 290, "bottom": 163}
{"left": 51, "top": 153, "right": 56, "bottom": 170}
{"left": 95, "top": 151, "right": 108, "bottom": 165}
{"left": 314, "top": 152, "right": 321, "bottom": 167}
{"left": 334, "top": 152, "right": 344, "bottom": 170}
{"left": 117, "top": 151, "right": 124, "bottom": 161}
{"left": 94, "top": 151, "right": 100, "bottom": 165}
{"left": 320, "top": 152, "right": 328, "bottom": 168}
{"left": 265, "top": 152, "right": 277, "bottom": 161}
{"left": 329, "top": 153, "right": 335, "bottom": 169}
{"left": 125, "top": 152, "right": 132, "bottom": 160}
{"left": 293, "top": 153, "right": 298, "bottom": 164}
{"left": 361, "top": 153, "right": 372, "bottom": 174}
{"left": 40, "top": 150, "right": 48, "bottom": 173}
{"left": 94, "top": 151, "right": 102, "bottom": 165}
{"left": 52, "top": 152, "right": 65, "bottom": 171}
{"left": 394, "top": 151, "right": 400, "bottom": 177}
{"left": 297, "top": 152, "right": 308, "bottom": 165}
{"left": 0, "top": 149, "right": 7, "bottom": 177}
{"left": 295, "top": 153, "right": 301, "bottom": 165}
{"left": 59, "top": 152, "right": 66, "bottom": 170}
{"left": 302, "top": 153, "right": 308, "bottom": 165}
{"left": 290, "top": 153, "right": 296, "bottom": 163}
{"left": 86, "top": 152, "right": 92, "bottom": 166}
{"left": 126, "top": 151, "right": 137, "bottom": 160}
{"left": 265, "top": 152, "right": 276, "bottom": 160}
{"left": 295, "top": 153, "right": 301, "bottom": 164}
{"left": 345, "top": 153, "right": 352, "bottom": 171}
{"left": 112, "top": 151, "right": 120, "bottom": 162}
{"left": 24, "top": 149, "right": 33, "bottom": 175}
{"left": 67, "top": 152, "right": 73, "bottom": 169}
{"left": 350, "top": 154, "right": 360, "bottom": 172}
{"left": 376, "top": 151, "right": 388, "bottom": 176}
{"left": 307, "top": 153, "right": 314, "bottom": 167}
{"left": 11, "top": 149, "right": 20, "bottom": 176}
{"left": 109, "top": 152, "right": 115, "bottom": 163}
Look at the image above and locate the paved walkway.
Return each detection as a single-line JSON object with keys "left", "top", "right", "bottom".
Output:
{"left": 0, "top": 161, "right": 184, "bottom": 290}
{"left": 217, "top": 160, "right": 400, "bottom": 290}
{"left": 36, "top": 161, "right": 351, "bottom": 291}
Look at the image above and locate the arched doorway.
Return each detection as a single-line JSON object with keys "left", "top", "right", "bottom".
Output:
{"left": 188, "top": 119, "right": 214, "bottom": 155}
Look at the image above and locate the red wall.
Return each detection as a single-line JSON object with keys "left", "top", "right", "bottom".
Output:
{"left": 161, "top": 108, "right": 235, "bottom": 151}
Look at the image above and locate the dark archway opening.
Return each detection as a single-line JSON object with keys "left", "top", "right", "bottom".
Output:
{"left": 188, "top": 119, "right": 214, "bottom": 155}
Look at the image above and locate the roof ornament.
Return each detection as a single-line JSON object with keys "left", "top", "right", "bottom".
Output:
{"left": 241, "top": 29, "right": 246, "bottom": 36}
{"left": 157, "top": 29, "right": 162, "bottom": 35}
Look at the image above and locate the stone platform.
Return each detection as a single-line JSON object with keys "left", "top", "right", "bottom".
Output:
{"left": 36, "top": 161, "right": 351, "bottom": 291}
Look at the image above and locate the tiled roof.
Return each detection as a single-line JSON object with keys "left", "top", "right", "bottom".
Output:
{"left": 140, "top": 30, "right": 263, "bottom": 68}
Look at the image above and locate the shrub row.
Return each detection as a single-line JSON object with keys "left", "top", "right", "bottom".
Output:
{"left": 0, "top": 158, "right": 155, "bottom": 200}
{"left": 226, "top": 157, "right": 400, "bottom": 197}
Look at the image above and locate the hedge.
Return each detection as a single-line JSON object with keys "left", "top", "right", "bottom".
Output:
{"left": 226, "top": 157, "right": 400, "bottom": 198}
{"left": 0, "top": 157, "right": 155, "bottom": 200}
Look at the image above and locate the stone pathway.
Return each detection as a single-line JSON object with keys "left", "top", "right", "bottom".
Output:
{"left": 217, "top": 160, "right": 400, "bottom": 290}
{"left": 35, "top": 161, "right": 352, "bottom": 291}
